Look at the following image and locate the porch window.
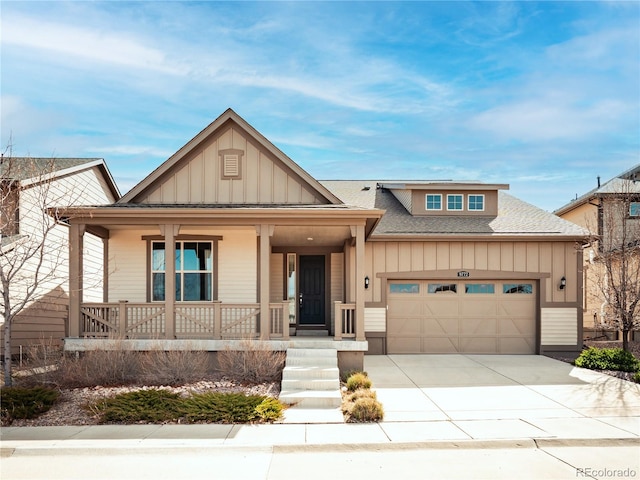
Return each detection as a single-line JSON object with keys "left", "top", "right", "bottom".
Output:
{"left": 152, "top": 241, "right": 213, "bottom": 301}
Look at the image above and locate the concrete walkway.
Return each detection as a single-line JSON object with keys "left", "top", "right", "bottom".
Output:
{"left": 1, "top": 355, "right": 639, "bottom": 449}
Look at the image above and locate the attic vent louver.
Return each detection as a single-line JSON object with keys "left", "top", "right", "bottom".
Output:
{"left": 219, "top": 149, "right": 244, "bottom": 179}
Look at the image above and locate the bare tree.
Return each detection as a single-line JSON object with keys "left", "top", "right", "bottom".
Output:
{"left": 1, "top": 151, "right": 80, "bottom": 386}
{"left": 587, "top": 175, "right": 640, "bottom": 352}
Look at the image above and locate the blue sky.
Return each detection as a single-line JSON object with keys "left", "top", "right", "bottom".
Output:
{"left": 2, "top": 1, "right": 638, "bottom": 211}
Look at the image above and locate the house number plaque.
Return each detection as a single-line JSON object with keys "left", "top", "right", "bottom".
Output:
{"left": 457, "top": 271, "right": 470, "bottom": 277}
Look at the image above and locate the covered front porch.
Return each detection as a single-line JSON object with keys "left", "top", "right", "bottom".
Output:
{"left": 64, "top": 206, "right": 382, "bottom": 353}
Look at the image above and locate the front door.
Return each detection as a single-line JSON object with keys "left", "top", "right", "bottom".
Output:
{"left": 299, "top": 255, "right": 326, "bottom": 326}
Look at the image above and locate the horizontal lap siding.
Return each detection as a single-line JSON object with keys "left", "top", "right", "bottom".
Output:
{"left": 217, "top": 229, "right": 257, "bottom": 303}
{"left": 108, "top": 230, "right": 150, "bottom": 302}
{"left": 331, "top": 253, "right": 344, "bottom": 333}
{"left": 541, "top": 308, "right": 578, "bottom": 345}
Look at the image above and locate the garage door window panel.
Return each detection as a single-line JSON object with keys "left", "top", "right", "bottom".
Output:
{"left": 503, "top": 283, "right": 533, "bottom": 294}
{"left": 465, "top": 283, "right": 495, "bottom": 294}
{"left": 389, "top": 283, "right": 420, "bottom": 294}
{"left": 428, "top": 283, "right": 457, "bottom": 294}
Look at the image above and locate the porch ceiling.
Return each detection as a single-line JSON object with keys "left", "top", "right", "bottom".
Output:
{"left": 271, "top": 225, "right": 352, "bottom": 247}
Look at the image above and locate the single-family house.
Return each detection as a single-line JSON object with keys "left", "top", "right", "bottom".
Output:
{"left": 61, "top": 109, "right": 587, "bottom": 369}
{"left": 1, "top": 157, "right": 120, "bottom": 355}
{"left": 555, "top": 164, "right": 640, "bottom": 339}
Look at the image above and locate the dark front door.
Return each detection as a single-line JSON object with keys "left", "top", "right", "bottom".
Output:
{"left": 299, "top": 255, "right": 326, "bottom": 326}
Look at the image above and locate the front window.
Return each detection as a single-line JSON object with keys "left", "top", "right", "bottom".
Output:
{"left": 468, "top": 194, "right": 485, "bottom": 211}
{"left": 630, "top": 202, "right": 640, "bottom": 217}
{"left": 447, "top": 194, "right": 463, "bottom": 211}
{"left": 426, "top": 194, "right": 442, "bottom": 210}
{"left": 152, "top": 241, "right": 213, "bottom": 301}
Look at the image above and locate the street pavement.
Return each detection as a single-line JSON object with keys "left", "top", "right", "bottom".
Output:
{"left": 1, "top": 355, "right": 639, "bottom": 479}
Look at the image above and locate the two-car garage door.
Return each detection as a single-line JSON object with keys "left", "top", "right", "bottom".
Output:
{"left": 387, "top": 280, "right": 536, "bottom": 354}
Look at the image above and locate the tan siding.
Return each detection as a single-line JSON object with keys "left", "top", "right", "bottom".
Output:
{"left": 462, "top": 243, "right": 475, "bottom": 269}
{"left": 513, "top": 243, "right": 527, "bottom": 272}
{"left": 449, "top": 242, "right": 462, "bottom": 270}
{"left": 82, "top": 233, "right": 104, "bottom": 302}
{"left": 436, "top": 242, "right": 450, "bottom": 270}
{"left": 424, "top": 243, "right": 437, "bottom": 270}
{"left": 541, "top": 308, "right": 578, "bottom": 345}
{"left": 475, "top": 243, "right": 488, "bottom": 270}
{"left": 501, "top": 243, "right": 514, "bottom": 271}
{"left": 270, "top": 253, "right": 284, "bottom": 302}
{"left": 218, "top": 229, "right": 257, "bottom": 303}
{"left": 137, "top": 126, "right": 328, "bottom": 205}
{"left": 109, "top": 230, "right": 149, "bottom": 302}
{"left": 365, "top": 308, "right": 386, "bottom": 333}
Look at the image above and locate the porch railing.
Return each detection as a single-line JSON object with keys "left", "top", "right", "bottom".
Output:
{"left": 80, "top": 301, "right": 290, "bottom": 340}
{"left": 334, "top": 301, "right": 356, "bottom": 340}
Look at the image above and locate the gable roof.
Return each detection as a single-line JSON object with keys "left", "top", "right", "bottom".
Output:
{"left": 322, "top": 180, "right": 588, "bottom": 239}
{"left": 554, "top": 164, "right": 640, "bottom": 216}
{"left": 118, "top": 108, "right": 341, "bottom": 205}
{"left": 0, "top": 157, "right": 120, "bottom": 199}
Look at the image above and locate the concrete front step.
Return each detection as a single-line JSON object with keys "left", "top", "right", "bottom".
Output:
{"left": 281, "top": 378, "right": 340, "bottom": 391}
{"left": 280, "top": 348, "right": 342, "bottom": 409}
{"left": 279, "top": 389, "right": 342, "bottom": 408}
{"left": 282, "top": 366, "right": 340, "bottom": 380}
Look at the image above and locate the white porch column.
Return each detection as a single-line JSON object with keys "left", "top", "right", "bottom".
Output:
{"left": 258, "top": 224, "right": 273, "bottom": 340}
{"left": 161, "top": 224, "right": 179, "bottom": 339}
{"left": 68, "top": 223, "right": 85, "bottom": 338}
{"left": 354, "top": 223, "right": 366, "bottom": 341}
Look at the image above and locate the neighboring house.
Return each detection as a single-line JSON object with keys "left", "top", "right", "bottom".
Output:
{"left": 61, "top": 109, "right": 587, "bottom": 369}
{"left": 555, "top": 164, "right": 640, "bottom": 338}
{"left": 0, "top": 158, "right": 120, "bottom": 355}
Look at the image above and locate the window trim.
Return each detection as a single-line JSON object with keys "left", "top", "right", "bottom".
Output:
{"left": 446, "top": 194, "right": 463, "bottom": 211}
{"left": 425, "top": 194, "right": 443, "bottom": 211}
{"left": 468, "top": 194, "right": 485, "bottom": 212}
{"left": 144, "top": 235, "right": 221, "bottom": 302}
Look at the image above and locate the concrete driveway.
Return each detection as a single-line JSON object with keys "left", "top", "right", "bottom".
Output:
{"left": 364, "top": 354, "right": 640, "bottom": 441}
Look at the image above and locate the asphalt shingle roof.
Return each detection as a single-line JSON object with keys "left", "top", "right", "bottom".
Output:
{"left": 0, "top": 158, "right": 100, "bottom": 181}
{"left": 321, "top": 180, "right": 587, "bottom": 237}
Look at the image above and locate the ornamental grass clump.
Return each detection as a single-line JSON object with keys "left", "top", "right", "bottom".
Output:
{"left": 342, "top": 371, "right": 383, "bottom": 423}
{"left": 345, "top": 372, "right": 372, "bottom": 392}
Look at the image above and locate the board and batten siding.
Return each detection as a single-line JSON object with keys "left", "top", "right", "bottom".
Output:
{"left": 141, "top": 126, "right": 325, "bottom": 205}
{"left": 541, "top": 308, "right": 578, "bottom": 345}
{"left": 361, "top": 240, "right": 580, "bottom": 306}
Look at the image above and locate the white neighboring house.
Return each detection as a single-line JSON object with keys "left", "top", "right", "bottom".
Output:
{"left": 1, "top": 158, "right": 120, "bottom": 355}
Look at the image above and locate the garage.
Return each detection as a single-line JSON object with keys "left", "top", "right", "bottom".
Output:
{"left": 387, "top": 280, "right": 536, "bottom": 354}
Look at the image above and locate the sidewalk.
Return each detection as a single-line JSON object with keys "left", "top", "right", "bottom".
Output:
{"left": 1, "top": 355, "right": 639, "bottom": 452}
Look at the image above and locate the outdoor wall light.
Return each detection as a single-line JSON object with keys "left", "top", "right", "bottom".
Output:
{"left": 559, "top": 276, "right": 566, "bottom": 290}
{"left": 364, "top": 276, "right": 370, "bottom": 289}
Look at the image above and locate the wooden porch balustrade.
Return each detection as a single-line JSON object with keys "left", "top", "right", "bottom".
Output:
{"left": 80, "top": 301, "right": 291, "bottom": 340}
{"left": 334, "top": 301, "right": 357, "bottom": 340}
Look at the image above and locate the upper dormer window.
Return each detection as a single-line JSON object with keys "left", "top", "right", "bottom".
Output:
{"left": 468, "top": 194, "right": 485, "bottom": 211}
{"left": 447, "top": 194, "right": 463, "bottom": 211}
{"left": 426, "top": 194, "right": 442, "bottom": 210}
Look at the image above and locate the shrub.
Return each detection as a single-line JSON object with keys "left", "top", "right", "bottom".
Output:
{"left": 181, "top": 392, "right": 273, "bottom": 423}
{"left": 139, "top": 348, "right": 210, "bottom": 386}
{"left": 92, "top": 389, "right": 183, "bottom": 423}
{"left": 574, "top": 347, "right": 640, "bottom": 372}
{"left": 345, "top": 372, "right": 372, "bottom": 392}
{"left": 217, "top": 339, "right": 285, "bottom": 383}
{"left": 344, "top": 388, "right": 377, "bottom": 405}
{"left": 1, "top": 386, "right": 60, "bottom": 424}
{"left": 348, "top": 397, "right": 384, "bottom": 422}
{"left": 255, "top": 397, "right": 284, "bottom": 422}
{"left": 634, "top": 372, "right": 640, "bottom": 384}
